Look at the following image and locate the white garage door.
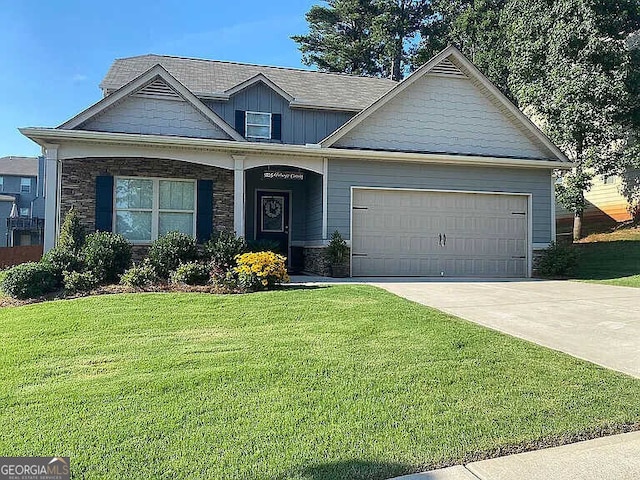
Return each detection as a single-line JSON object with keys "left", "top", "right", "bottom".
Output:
{"left": 351, "top": 188, "right": 529, "bottom": 277}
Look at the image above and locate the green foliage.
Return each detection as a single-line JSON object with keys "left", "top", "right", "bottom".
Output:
{"left": 148, "top": 232, "right": 199, "bottom": 279}
{"left": 2, "top": 262, "right": 59, "bottom": 299}
{"left": 555, "top": 168, "right": 593, "bottom": 216}
{"left": 536, "top": 242, "right": 579, "bottom": 277}
{"left": 63, "top": 270, "right": 99, "bottom": 294}
{"left": 326, "top": 230, "right": 349, "bottom": 265}
{"left": 41, "top": 247, "right": 84, "bottom": 277}
{"left": 204, "top": 230, "right": 247, "bottom": 270}
{"left": 58, "top": 207, "right": 86, "bottom": 253}
{"left": 120, "top": 261, "right": 157, "bottom": 288}
{"left": 292, "top": 0, "right": 435, "bottom": 80}
{"left": 246, "top": 238, "right": 280, "bottom": 253}
{"left": 82, "top": 232, "right": 132, "bottom": 284}
{"left": 169, "top": 262, "right": 210, "bottom": 286}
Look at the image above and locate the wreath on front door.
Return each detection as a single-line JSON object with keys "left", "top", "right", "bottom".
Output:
{"left": 264, "top": 198, "right": 282, "bottom": 218}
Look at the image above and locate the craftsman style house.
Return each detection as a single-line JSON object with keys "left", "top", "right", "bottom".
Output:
{"left": 21, "top": 46, "right": 569, "bottom": 277}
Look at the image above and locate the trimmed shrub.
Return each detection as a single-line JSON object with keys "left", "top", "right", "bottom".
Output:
{"left": 2, "top": 262, "right": 59, "bottom": 299}
{"left": 82, "top": 232, "right": 132, "bottom": 284}
{"left": 63, "top": 270, "right": 99, "bottom": 294}
{"left": 120, "top": 261, "right": 157, "bottom": 288}
{"left": 42, "top": 247, "right": 84, "bottom": 277}
{"left": 246, "top": 238, "right": 280, "bottom": 253}
{"left": 536, "top": 242, "right": 579, "bottom": 277}
{"left": 234, "top": 251, "right": 289, "bottom": 291}
{"left": 58, "top": 206, "right": 86, "bottom": 253}
{"left": 204, "top": 230, "right": 247, "bottom": 270}
{"left": 170, "top": 261, "right": 210, "bottom": 286}
{"left": 148, "top": 231, "right": 198, "bottom": 279}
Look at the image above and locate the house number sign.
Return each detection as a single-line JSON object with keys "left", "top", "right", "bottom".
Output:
{"left": 263, "top": 171, "right": 305, "bottom": 181}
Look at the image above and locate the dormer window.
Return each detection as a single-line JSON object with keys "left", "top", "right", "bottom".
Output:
{"left": 245, "top": 111, "right": 272, "bottom": 139}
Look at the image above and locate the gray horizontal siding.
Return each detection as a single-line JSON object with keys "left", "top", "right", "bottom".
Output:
{"left": 205, "top": 82, "right": 354, "bottom": 145}
{"left": 81, "top": 96, "right": 231, "bottom": 140}
{"left": 327, "top": 159, "right": 552, "bottom": 244}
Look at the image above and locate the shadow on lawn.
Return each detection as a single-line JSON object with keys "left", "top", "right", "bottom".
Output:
{"left": 572, "top": 240, "right": 640, "bottom": 280}
{"left": 289, "top": 459, "right": 413, "bottom": 480}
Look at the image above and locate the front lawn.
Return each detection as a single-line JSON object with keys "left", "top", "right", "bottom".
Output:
{"left": 1, "top": 286, "right": 639, "bottom": 479}
{"left": 572, "top": 227, "right": 640, "bottom": 287}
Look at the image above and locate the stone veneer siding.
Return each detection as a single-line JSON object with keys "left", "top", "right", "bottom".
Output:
{"left": 303, "top": 246, "right": 351, "bottom": 277}
{"left": 60, "top": 158, "right": 234, "bottom": 254}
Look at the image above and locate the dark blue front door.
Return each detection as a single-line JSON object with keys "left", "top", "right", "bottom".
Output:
{"left": 256, "top": 190, "right": 290, "bottom": 257}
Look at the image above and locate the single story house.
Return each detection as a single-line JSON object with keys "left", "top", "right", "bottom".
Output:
{"left": 21, "top": 46, "right": 570, "bottom": 277}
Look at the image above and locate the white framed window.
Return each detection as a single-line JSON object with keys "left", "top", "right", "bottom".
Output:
{"left": 602, "top": 174, "right": 616, "bottom": 185}
{"left": 0, "top": 176, "right": 4, "bottom": 192}
{"left": 114, "top": 177, "right": 196, "bottom": 243}
{"left": 20, "top": 177, "right": 31, "bottom": 193}
{"left": 245, "top": 111, "right": 271, "bottom": 139}
{"left": 19, "top": 207, "right": 30, "bottom": 217}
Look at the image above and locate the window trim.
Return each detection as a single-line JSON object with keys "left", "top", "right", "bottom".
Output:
{"left": 20, "top": 177, "right": 31, "bottom": 193}
{"left": 0, "top": 176, "right": 4, "bottom": 193}
{"left": 245, "top": 111, "right": 272, "bottom": 139}
{"left": 113, "top": 176, "right": 197, "bottom": 244}
{"left": 19, "top": 207, "right": 30, "bottom": 217}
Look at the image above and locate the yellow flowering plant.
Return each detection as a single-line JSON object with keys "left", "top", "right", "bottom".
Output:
{"left": 233, "top": 251, "right": 289, "bottom": 291}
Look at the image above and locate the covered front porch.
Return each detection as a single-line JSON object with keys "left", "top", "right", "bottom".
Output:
{"left": 237, "top": 161, "right": 328, "bottom": 274}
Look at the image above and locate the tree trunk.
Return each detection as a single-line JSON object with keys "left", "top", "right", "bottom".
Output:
{"left": 391, "top": 37, "right": 403, "bottom": 81}
{"left": 572, "top": 211, "right": 583, "bottom": 242}
{"left": 572, "top": 188, "right": 585, "bottom": 241}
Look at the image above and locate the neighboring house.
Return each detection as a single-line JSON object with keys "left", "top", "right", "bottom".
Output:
{"left": 556, "top": 173, "right": 637, "bottom": 237}
{"left": 0, "top": 156, "right": 45, "bottom": 246}
{"left": 21, "top": 46, "right": 569, "bottom": 278}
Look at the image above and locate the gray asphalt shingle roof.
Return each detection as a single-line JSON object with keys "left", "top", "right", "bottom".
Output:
{"left": 100, "top": 54, "right": 397, "bottom": 111}
{"left": 0, "top": 157, "right": 38, "bottom": 176}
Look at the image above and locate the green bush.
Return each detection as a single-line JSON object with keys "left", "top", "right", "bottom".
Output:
{"left": 536, "top": 242, "right": 579, "bottom": 277}
{"left": 246, "top": 238, "right": 280, "bottom": 253}
{"left": 82, "top": 232, "right": 132, "bottom": 284}
{"left": 2, "top": 262, "right": 59, "bottom": 299}
{"left": 120, "top": 261, "right": 157, "bottom": 288}
{"left": 63, "top": 270, "right": 99, "bottom": 294}
{"left": 148, "top": 231, "right": 198, "bottom": 279}
{"left": 58, "top": 206, "right": 86, "bottom": 253}
{"left": 42, "top": 247, "right": 84, "bottom": 277}
{"left": 204, "top": 230, "right": 246, "bottom": 270}
{"left": 170, "top": 262, "right": 210, "bottom": 286}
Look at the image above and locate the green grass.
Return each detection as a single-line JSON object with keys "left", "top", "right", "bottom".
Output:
{"left": 572, "top": 227, "right": 640, "bottom": 287}
{"left": 1, "top": 286, "right": 640, "bottom": 479}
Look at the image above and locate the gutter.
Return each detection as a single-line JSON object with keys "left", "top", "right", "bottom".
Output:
{"left": 19, "top": 127, "right": 573, "bottom": 170}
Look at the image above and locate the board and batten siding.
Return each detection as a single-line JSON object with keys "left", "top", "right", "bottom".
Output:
{"left": 81, "top": 96, "right": 232, "bottom": 140}
{"left": 205, "top": 82, "right": 354, "bottom": 145}
{"left": 327, "top": 159, "right": 553, "bottom": 244}
{"left": 334, "top": 75, "right": 553, "bottom": 160}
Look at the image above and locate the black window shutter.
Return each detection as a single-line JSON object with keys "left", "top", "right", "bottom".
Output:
{"left": 271, "top": 113, "right": 282, "bottom": 140}
{"left": 196, "top": 179, "right": 214, "bottom": 244}
{"left": 235, "top": 110, "right": 246, "bottom": 137}
{"left": 95, "top": 175, "right": 114, "bottom": 232}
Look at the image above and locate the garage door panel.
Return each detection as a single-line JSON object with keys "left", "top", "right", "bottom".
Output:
{"left": 352, "top": 189, "right": 528, "bottom": 277}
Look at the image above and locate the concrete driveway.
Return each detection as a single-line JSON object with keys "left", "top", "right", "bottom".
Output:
{"left": 373, "top": 279, "right": 640, "bottom": 378}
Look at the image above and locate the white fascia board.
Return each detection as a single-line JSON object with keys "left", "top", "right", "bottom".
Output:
{"left": 224, "top": 73, "right": 294, "bottom": 101}
{"left": 320, "top": 45, "right": 570, "bottom": 164}
{"left": 20, "top": 128, "right": 573, "bottom": 170}
{"left": 59, "top": 64, "right": 246, "bottom": 142}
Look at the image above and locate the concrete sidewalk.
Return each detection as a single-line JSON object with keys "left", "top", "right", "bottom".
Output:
{"left": 390, "top": 431, "right": 640, "bottom": 479}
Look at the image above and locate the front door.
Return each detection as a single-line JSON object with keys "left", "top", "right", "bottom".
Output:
{"left": 256, "top": 190, "right": 290, "bottom": 257}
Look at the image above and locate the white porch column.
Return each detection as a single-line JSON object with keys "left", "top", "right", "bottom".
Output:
{"left": 322, "top": 157, "right": 328, "bottom": 240}
{"left": 233, "top": 155, "right": 245, "bottom": 237}
{"left": 43, "top": 145, "right": 59, "bottom": 253}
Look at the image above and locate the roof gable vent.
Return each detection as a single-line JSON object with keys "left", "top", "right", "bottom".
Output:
{"left": 427, "top": 58, "right": 467, "bottom": 78}
{"left": 134, "top": 78, "right": 183, "bottom": 101}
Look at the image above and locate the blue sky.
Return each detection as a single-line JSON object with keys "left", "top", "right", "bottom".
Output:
{"left": 0, "top": 0, "right": 317, "bottom": 157}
